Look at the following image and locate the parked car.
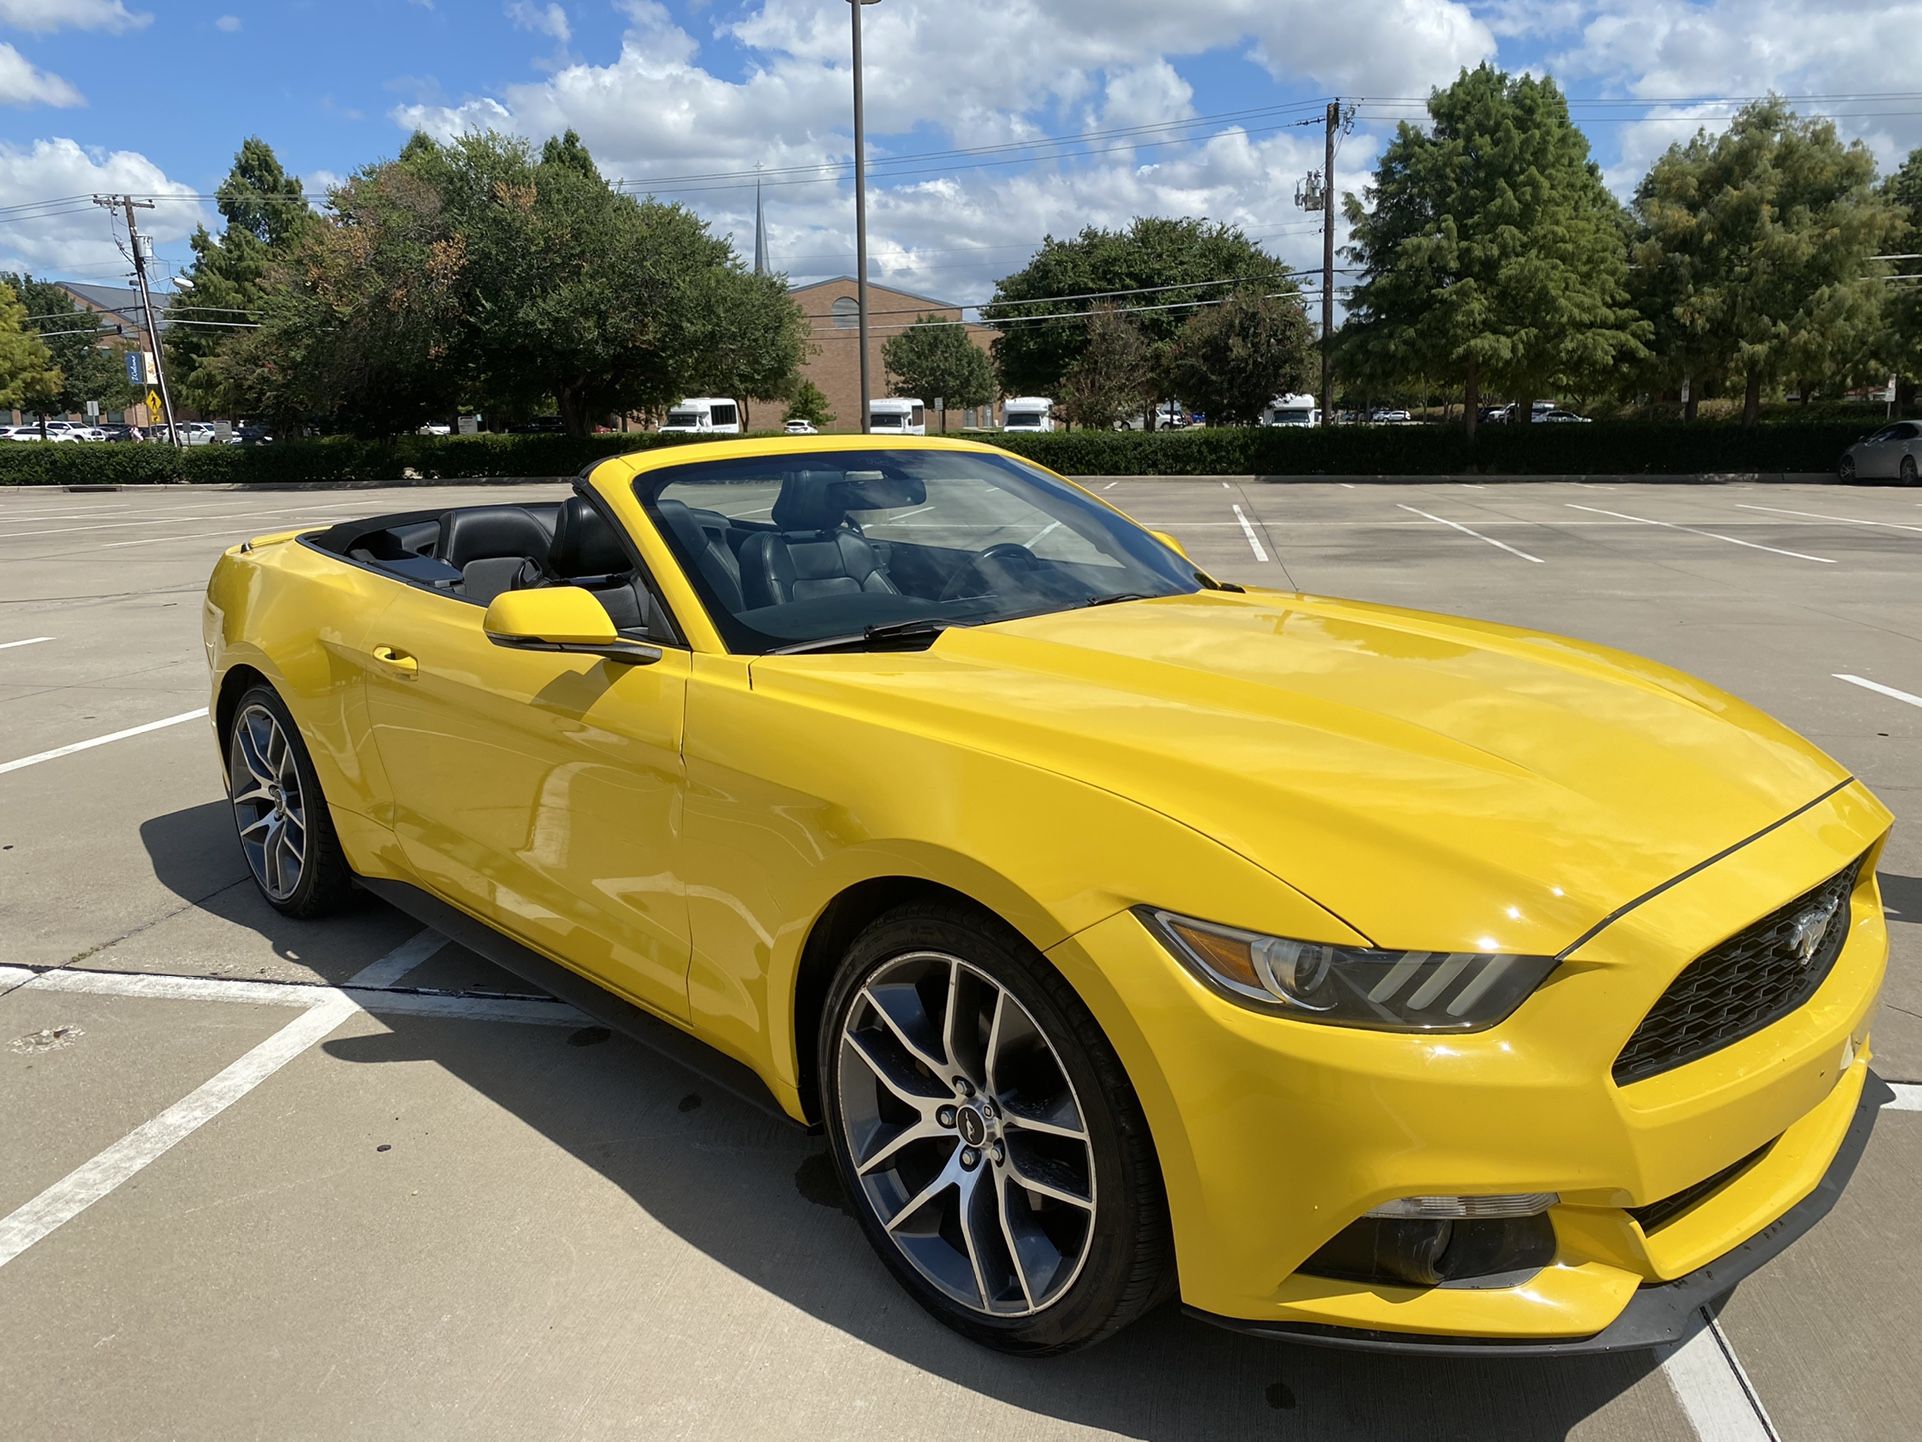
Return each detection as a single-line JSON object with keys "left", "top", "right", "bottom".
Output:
{"left": 207, "top": 434, "right": 1890, "bottom": 1358}
{"left": 1535, "top": 410, "right": 1592, "bottom": 424}
{"left": 1369, "top": 408, "right": 1413, "bottom": 424}
{"left": 236, "top": 423, "right": 274, "bottom": 446}
{"left": 1838, "top": 420, "right": 1920, "bottom": 483}
{"left": 417, "top": 423, "right": 453, "bottom": 436}
{"left": 783, "top": 419, "right": 819, "bottom": 435}
{"left": 181, "top": 422, "right": 221, "bottom": 446}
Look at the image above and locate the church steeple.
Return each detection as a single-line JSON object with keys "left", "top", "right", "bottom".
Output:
{"left": 753, "top": 169, "right": 770, "bottom": 277}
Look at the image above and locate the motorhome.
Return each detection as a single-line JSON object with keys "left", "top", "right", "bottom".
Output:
{"left": 868, "top": 398, "right": 926, "bottom": 435}
{"left": 659, "top": 397, "right": 742, "bottom": 434}
{"left": 1262, "top": 393, "right": 1321, "bottom": 427}
{"left": 1002, "top": 397, "right": 1054, "bottom": 432}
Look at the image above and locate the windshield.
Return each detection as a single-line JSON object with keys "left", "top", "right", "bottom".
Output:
{"left": 1006, "top": 412, "right": 1044, "bottom": 427}
{"left": 666, "top": 410, "right": 702, "bottom": 427}
{"left": 640, "top": 448, "right": 1204, "bottom": 653}
{"left": 870, "top": 413, "right": 905, "bottom": 429}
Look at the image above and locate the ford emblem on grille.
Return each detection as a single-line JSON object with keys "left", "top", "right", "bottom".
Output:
{"left": 1788, "top": 896, "right": 1841, "bottom": 966}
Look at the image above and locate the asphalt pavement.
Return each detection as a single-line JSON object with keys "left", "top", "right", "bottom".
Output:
{"left": 1, "top": 476, "right": 1918, "bottom": 1441}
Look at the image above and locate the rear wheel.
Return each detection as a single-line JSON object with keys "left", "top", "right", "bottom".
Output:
{"left": 1838, "top": 454, "right": 1856, "bottom": 482}
{"left": 226, "top": 684, "right": 355, "bottom": 917}
{"left": 1902, "top": 456, "right": 1918, "bottom": 487}
{"left": 819, "top": 902, "right": 1172, "bottom": 1354}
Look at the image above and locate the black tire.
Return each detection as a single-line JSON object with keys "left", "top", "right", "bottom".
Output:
{"left": 818, "top": 901, "right": 1173, "bottom": 1355}
{"left": 226, "top": 683, "right": 356, "bottom": 918}
{"left": 1902, "top": 456, "right": 1918, "bottom": 487}
{"left": 1838, "top": 455, "right": 1856, "bottom": 482}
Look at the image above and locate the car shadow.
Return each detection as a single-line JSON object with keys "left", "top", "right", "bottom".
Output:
{"left": 319, "top": 1008, "right": 1665, "bottom": 1438}
{"left": 1880, "top": 872, "right": 1921, "bottom": 927}
{"left": 136, "top": 801, "right": 403, "bottom": 980}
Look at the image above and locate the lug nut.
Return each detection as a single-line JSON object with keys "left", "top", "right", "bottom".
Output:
{"left": 960, "top": 1147, "right": 981, "bottom": 1170}
{"left": 978, "top": 1100, "right": 995, "bottom": 1120}
{"left": 990, "top": 1141, "right": 1005, "bottom": 1165}
{"left": 937, "top": 1105, "right": 957, "bottom": 1128}
{"left": 953, "top": 1078, "right": 974, "bottom": 1097}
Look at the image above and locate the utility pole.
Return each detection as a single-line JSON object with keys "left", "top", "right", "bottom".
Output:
{"left": 93, "top": 193, "right": 180, "bottom": 450}
{"left": 849, "top": 0, "right": 881, "bottom": 434}
{"left": 1321, "top": 99, "right": 1338, "bottom": 429}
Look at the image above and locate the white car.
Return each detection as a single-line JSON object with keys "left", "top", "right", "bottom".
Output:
{"left": 11, "top": 422, "right": 76, "bottom": 442}
{"left": 416, "top": 423, "right": 453, "bottom": 436}
{"left": 1535, "top": 410, "right": 1592, "bottom": 424}
{"left": 783, "top": 419, "right": 819, "bottom": 435}
{"left": 1839, "top": 421, "right": 1920, "bottom": 484}
{"left": 181, "top": 422, "right": 221, "bottom": 446}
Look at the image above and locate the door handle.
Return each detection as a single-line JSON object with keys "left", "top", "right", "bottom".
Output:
{"left": 371, "top": 645, "right": 418, "bottom": 678}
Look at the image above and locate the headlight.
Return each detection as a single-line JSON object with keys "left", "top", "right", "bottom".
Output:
{"left": 1139, "top": 908, "right": 1557, "bottom": 1031}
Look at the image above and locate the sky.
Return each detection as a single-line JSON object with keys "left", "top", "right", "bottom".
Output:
{"left": 2, "top": 0, "right": 1921, "bottom": 316}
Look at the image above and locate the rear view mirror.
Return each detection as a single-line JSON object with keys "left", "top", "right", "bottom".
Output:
{"left": 483, "top": 587, "right": 660, "bottom": 665}
{"left": 1150, "top": 529, "right": 1192, "bottom": 562}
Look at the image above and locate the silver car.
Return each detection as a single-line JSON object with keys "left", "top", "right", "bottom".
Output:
{"left": 1840, "top": 421, "right": 1920, "bottom": 483}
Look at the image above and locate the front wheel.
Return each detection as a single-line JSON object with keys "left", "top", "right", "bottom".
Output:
{"left": 1838, "top": 454, "right": 1856, "bottom": 482}
{"left": 226, "top": 684, "right": 355, "bottom": 917}
{"left": 819, "top": 902, "right": 1172, "bottom": 1354}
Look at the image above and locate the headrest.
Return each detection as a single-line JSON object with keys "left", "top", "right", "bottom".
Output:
{"left": 769, "top": 470, "right": 928, "bottom": 533}
{"left": 549, "top": 495, "right": 631, "bottom": 577}
{"left": 438, "top": 506, "right": 554, "bottom": 568}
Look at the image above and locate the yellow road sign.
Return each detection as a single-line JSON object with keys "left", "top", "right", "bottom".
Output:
{"left": 144, "top": 388, "right": 161, "bottom": 413}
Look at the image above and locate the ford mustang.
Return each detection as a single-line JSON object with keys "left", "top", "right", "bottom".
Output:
{"left": 203, "top": 436, "right": 1890, "bottom": 1355}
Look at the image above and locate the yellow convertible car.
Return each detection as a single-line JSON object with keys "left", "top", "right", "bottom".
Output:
{"left": 204, "top": 436, "right": 1890, "bottom": 1356}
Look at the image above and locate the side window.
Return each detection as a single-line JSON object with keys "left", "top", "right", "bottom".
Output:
{"left": 710, "top": 403, "right": 739, "bottom": 428}
{"left": 1867, "top": 425, "right": 1899, "bottom": 443}
{"left": 910, "top": 404, "right": 925, "bottom": 429}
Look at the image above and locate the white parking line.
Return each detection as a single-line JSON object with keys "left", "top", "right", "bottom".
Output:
{"left": 0, "top": 707, "right": 208, "bottom": 777}
{"left": 1885, "top": 1082, "right": 1922, "bottom": 1112}
{"left": 1566, "top": 505, "right": 1836, "bottom": 563}
{"left": 1339, "top": 483, "right": 1356, "bottom": 489}
{"left": 1231, "top": 505, "right": 1269, "bottom": 561}
{"left": 1659, "top": 1312, "right": 1779, "bottom": 1442}
{"left": 1834, "top": 674, "right": 1922, "bottom": 709}
{"left": 0, "top": 636, "right": 52, "bottom": 651}
{"left": 0, "top": 930, "right": 443, "bottom": 1270}
{"left": 1735, "top": 503, "right": 1922, "bottom": 535}
{"left": 1102, "top": 481, "right": 1119, "bottom": 490}
{"left": 1398, "top": 505, "right": 1545, "bottom": 563}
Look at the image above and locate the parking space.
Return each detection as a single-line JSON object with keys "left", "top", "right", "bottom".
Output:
{"left": 2, "top": 477, "right": 1918, "bottom": 1440}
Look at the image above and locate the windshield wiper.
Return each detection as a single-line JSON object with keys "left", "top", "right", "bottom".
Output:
{"left": 770, "top": 619, "right": 952, "bottom": 655}
{"left": 1085, "top": 591, "right": 1157, "bottom": 608}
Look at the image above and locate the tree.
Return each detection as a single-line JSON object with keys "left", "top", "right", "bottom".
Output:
{"left": 0, "top": 282, "right": 60, "bottom": 414}
{"left": 1340, "top": 65, "right": 1647, "bottom": 436}
{"left": 1056, "top": 304, "right": 1151, "bottom": 430}
{"left": 881, "top": 315, "right": 997, "bottom": 429}
{"left": 1163, "top": 289, "right": 1315, "bottom": 425}
{"left": 1633, "top": 98, "right": 1896, "bottom": 425}
{"left": 786, "top": 378, "right": 833, "bottom": 427}
{"left": 1880, "top": 147, "right": 1922, "bottom": 416}
{"left": 168, "top": 137, "right": 313, "bottom": 417}
{"left": 0, "top": 274, "right": 136, "bottom": 428}
{"left": 983, "top": 217, "right": 1299, "bottom": 423}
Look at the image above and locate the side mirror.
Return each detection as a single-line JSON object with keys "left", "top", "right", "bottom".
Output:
{"left": 1149, "top": 528, "right": 1192, "bottom": 561}
{"left": 483, "top": 587, "right": 661, "bottom": 665}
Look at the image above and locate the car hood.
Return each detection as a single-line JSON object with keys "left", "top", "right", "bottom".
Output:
{"left": 750, "top": 590, "right": 1851, "bottom": 955}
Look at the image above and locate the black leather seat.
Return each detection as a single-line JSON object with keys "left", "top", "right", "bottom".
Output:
{"left": 546, "top": 496, "right": 647, "bottom": 631}
{"left": 655, "top": 498, "right": 745, "bottom": 612}
{"left": 739, "top": 473, "right": 898, "bottom": 608}
{"left": 437, "top": 506, "right": 554, "bottom": 605}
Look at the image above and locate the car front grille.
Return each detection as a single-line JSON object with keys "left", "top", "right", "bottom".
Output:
{"left": 1613, "top": 858, "right": 1863, "bottom": 1086}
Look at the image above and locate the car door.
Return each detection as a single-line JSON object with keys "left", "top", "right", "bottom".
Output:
{"left": 1857, "top": 425, "right": 1900, "bottom": 477}
{"left": 360, "top": 578, "right": 693, "bottom": 1020}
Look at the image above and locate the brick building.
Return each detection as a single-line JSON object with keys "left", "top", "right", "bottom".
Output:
{"left": 782, "top": 276, "right": 1001, "bottom": 433}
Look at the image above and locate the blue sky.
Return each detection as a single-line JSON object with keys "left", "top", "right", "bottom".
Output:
{"left": 3, "top": 1, "right": 1919, "bottom": 308}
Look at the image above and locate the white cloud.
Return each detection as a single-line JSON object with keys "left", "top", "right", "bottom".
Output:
{"left": 215, "top": 14, "right": 240, "bottom": 32}
{"left": 506, "top": 1, "right": 569, "bottom": 44}
{"left": 0, "top": 0, "right": 149, "bottom": 33}
{"left": 0, "top": 41, "right": 80, "bottom": 106}
{"left": 0, "top": 138, "right": 204, "bottom": 279}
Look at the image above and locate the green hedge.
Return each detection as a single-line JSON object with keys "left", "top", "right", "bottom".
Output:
{"left": 991, "top": 419, "right": 1878, "bottom": 476}
{"left": 0, "top": 430, "right": 723, "bottom": 487}
{"left": 0, "top": 419, "right": 1886, "bottom": 486}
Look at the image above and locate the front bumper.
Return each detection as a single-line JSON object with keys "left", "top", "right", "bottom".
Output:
{"left": 1043, "top": 779, "right": 1891, "bottom": 1349}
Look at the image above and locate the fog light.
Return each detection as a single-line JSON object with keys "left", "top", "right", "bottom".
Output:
{"left": 1367, "top": 1192, "right": 1559, "bottom": 1220}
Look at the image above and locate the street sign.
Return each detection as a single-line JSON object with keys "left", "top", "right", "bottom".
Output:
{"left": 145, "top": 388, "right": 161, "bottom": 414}
{"left": 125, "top": 351, "right": 144, "bottom": 385}
{"left": 85, "top": 400, "right": 99, "bottom": 420}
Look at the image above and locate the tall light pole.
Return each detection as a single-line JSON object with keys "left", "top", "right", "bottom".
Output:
{"left": 850, "top": 0, "right": 880, "bottom": 434}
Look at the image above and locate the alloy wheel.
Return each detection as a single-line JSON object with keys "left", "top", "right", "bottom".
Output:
{"left": 837, "top": 950, "right": 1097, "bottom": 1317}
{"left": 229, "top": 703, "right": 307, "bottom": 902}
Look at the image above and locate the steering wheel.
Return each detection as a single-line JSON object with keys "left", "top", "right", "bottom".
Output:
{"left": 939, "top": 542, "right": 1038, "bottom": 602}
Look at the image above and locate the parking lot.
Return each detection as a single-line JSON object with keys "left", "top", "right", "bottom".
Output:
{"left": 2, "top": 474, "right": 1918, "bottom": 1441}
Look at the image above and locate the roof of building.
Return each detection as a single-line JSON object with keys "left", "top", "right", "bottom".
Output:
{"left": 788, "top": 274, "right": 971, "bottom": 314}
{"left": 58, "top": 282, "right": 173, "bottom": 332}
